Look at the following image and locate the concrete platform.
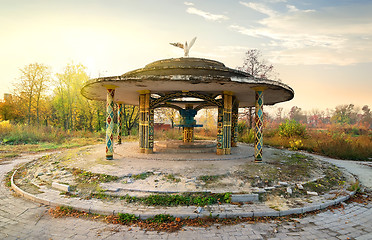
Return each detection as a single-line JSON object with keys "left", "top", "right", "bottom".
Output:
{"left": 9, "top": 142, "right": 359, "bottom": 220}
{"left": 154, "top": 140, "right": 216, "bottom": 153}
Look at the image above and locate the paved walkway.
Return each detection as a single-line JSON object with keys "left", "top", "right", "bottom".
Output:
{"left": 0, "top": 152, "right": 371, "bottom": 239}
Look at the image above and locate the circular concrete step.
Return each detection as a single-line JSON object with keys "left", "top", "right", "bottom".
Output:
{"left": 154, "top": 140, "right": 216, "bottom": 153}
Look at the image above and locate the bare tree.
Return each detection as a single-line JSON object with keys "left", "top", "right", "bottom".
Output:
{"left": 238, "top": 49, "right": 276, "bottom": 79}
{"left": 238, "top": 49, "right": 277, "bottom": 128}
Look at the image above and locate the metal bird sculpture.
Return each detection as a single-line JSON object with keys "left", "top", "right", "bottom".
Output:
{"left": 170, "top": 37, "right": 197, "bottom": 57}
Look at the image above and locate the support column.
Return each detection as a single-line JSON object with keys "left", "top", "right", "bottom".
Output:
{"left": 252, "top": 87, "right": 266, "bottom": 163}
{"left": 117, "top": 102, "right": 123, "bottom": 144}
{"left": 223, "top": 91, "right": 233, "bottom": 155}
{"left": 139, "top": 93, "right": 145, "bottom": 153}
{"left": 148, "top": 107, "right": 154, "bottom": 154}
{"left": 181, "top": 104, "right": 196, "bottom": 143}
{"left": 139, "top": 90, "right": 153, "bottom": 154}
{"left": 183, "top": 127, "right": 194, "bottom": 142}
{"left": 105, "top": 86, "right": 117, "bottom": 160}
{"left": 231, "top": 97, "right": 239, "bottom": 147}
{"left": 216, "top": 106, "right": 224, "bottom": 155}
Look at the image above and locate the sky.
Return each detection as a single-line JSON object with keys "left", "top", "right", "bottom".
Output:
{"left": 1, "top": 0, "right": 371, "bottom": 114}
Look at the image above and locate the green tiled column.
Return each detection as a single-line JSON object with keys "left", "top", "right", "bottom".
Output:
{"left": 105, "top": 86, "right": 116, "bottom": 160}
{"left": 231, "top": 97, "right": 239, "bottom": 147}
{"left": 216, "top": 106, "right": 224, "bottom": 155}
{"left": 148, "top": 107, "right": 154, "bottom": 154}
{"left": 223, "top": 91, "right": 233, "bottom": 155}
{"left": 117, "top": 103, "right": 123, "bottom": 144}
{"left": 252, "top": 87, "right": 265, "bottom": 163}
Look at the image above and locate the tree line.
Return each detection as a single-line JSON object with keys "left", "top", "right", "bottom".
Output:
{"left": 0, "top": 62, "right": 139, "bottom": 134}
{"left": 1, "top": 51, "right": 370, "bottom": 135}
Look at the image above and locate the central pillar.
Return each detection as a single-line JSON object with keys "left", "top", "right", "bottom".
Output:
{"left": 183, "top": 127, "right": 194, "bottom": 142}
{"left": 252, "top": 87, "right": 266, "bottom": 163}
{"left": 105, "top": 85, "right": 117, "bottom": 160}
{"left": 181, "top": 104, "right": 196, "bottom": 143}
{"left": 139, "top": 90, "right": 153, "bottom": 154}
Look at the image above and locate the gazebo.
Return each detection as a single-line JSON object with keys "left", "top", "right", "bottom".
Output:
{"left": 81, "top": 57, "right": 294, "bottom": 162}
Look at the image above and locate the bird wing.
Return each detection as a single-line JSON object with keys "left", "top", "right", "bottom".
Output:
{"left": 187, "top": 37, "right": 197, "bottom": 50}
{"left": 170, "top": 42, "right": 184, "bottom": 49}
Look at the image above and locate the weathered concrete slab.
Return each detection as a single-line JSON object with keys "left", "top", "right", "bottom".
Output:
{"left": 231, "top": 194, "right": 259, "bottom": 202}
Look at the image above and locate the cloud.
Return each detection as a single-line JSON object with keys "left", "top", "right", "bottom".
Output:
{"left": 184, "top": 2, "right": 194, "bottom": 6}
{"left": 186, "top": 7, "right": 229, "bottom": 22}
{"left": 233, "top": 2, "right": 372, "bottom": 65}
{"left": 239, "top": 1, "right": 277, "bottom": 16}
{"left": 267, "top": 0, "right": 287, "bottom": 2}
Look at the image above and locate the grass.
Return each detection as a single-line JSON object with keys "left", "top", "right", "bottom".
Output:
{"left": 132, "top": 172, "right": 153, "bottom": 180}
{"left": 154, "top": 127, "right": 217, "bottom": 141}
{"left": 164, "top": 174, "right": 181, "bottom": 183}
{"left": 78, "top": 192, "right": 233, "bottom": 207}
{"left": 120, "top": 192, "right": 231, "bottom": 206}
{"left": 198, "top": 175, "right": 223, "bottom": 185}
{"left": 117, "top": 213, "right": 138, "bottom": 223}
{"left": 70, "top": 168, "right": 119, "bottom": 184}
{"left": 303, "top": 167, "right": 345, "bottom": 194}
{"left": 0, "top": 121, "right": 104, "bottom": 162}
{"left": 238, "top": 121, "right": 372, "bottom": 161}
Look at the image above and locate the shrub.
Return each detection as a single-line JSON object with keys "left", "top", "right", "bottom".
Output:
{"left": 240, "top": 128, "right": 255, "bottom": 144}
{"left": 0, "top": 120, "right": 12, "bottom": 136}
{"left": 278, "top": 120, "right": 307, "bottom": 139}
{"left": 0, "top": 124, "right": 65, "bottom": 144}
{"left": 311, "top": 131, "right": 372, "bottom": 160}
{"left": 117, "top": 213, "right": 138, "bottom": 223}
{"left": 237, "top": 121, "right": 255, "bottom": 144}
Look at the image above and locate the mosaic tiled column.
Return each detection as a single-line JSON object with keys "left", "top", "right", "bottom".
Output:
{"left": 231, "top": 97, "right": 239, "bottom": 147}
{"left": 148, "top": 108, "right": 154, "bottom": 154}
{"left": 252, "top": 87, "right": 266, "bottom": 163}
{"left": 105, "top": 86, "right": 116, "bottom": 160}
{"left": 139, "top": 93, "right": 144, "bottom": 153}
{"left": 223, "top": 91, "right": 233, "bottom": 155}
{"left": 117, "top": 102, "right": 123, "bottom": 144}
{"left": 139, "top": 90, "right": 153, "bottom": 154}
{"left": 216, "top": 106, "right": 224, "bottom": 155}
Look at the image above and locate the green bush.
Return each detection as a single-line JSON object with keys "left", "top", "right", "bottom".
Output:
{"left": 278, "top": 120, "right": 307, "bottom": 139}
{"left": 117, "top": 213, "right": 138, "bottom": 223}
{"left": 238, "top": 128, "right": 255, "bottom": 144}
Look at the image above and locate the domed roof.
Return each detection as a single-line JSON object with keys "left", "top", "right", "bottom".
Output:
{"left": 122, "top": 57, "right": 250, "bottom": 79}
{"left": 81, "top": 57, "right": 294, "bottom": 107}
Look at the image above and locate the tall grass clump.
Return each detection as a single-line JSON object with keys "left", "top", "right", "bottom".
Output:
{"left": 310, "top": 130, "right": 372, "bottom": 160}
{"left": 195, "top": 126, "right": 217, "bottom": 140}
{"left": 0, "top": 121, "right": 104, "bottom": 146}
{"left": 241, "top": 119, "right": 372, "bottom": 160}
{"left": 0, "top": 122, "right": 65, "bottom": 144}
{"left": 237, "top": 121, "right": 255, "bottom": 144}
{"left": 155, "top": 128, "right": 182, "bottom": 140}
